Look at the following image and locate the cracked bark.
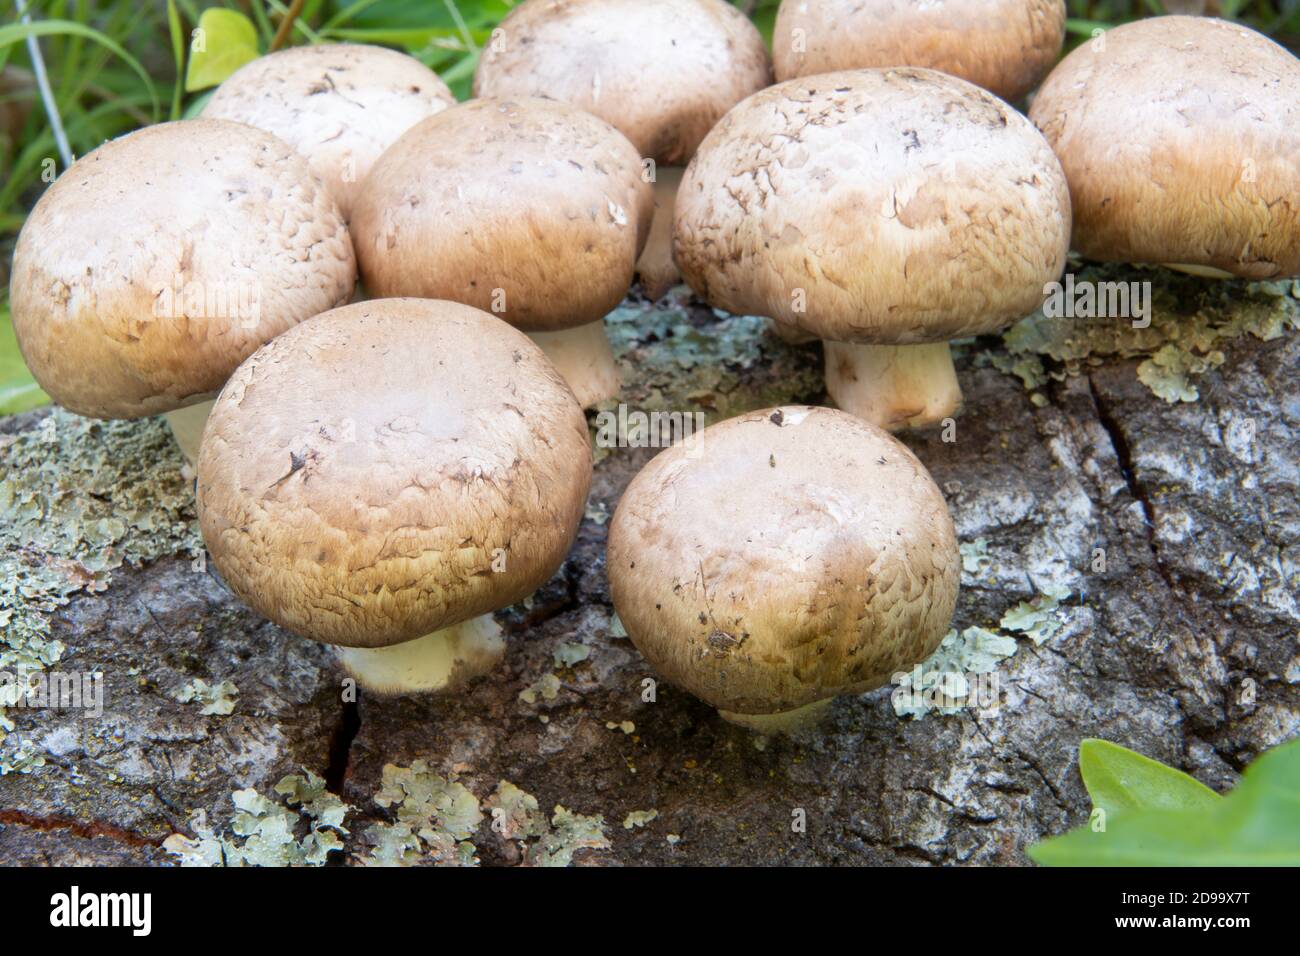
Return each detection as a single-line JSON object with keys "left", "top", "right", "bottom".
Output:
{"left": 0, "top": 285, "right": 1296, "bottom": 865}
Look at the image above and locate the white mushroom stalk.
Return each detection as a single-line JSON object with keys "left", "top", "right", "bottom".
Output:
{"left": 527, "top": 322, "right": 621, "bottom": 408}
{"left": 334, "top": 616, "right": 506, "bottom": 695}
{"left": 634, "top": 167, "right": 685, "bottom": 300}
{"left": 822, "top": 341, "right": 963, "bottom": 432}
{"left": 162, "top": 400, "right": 216, "bottom": 464}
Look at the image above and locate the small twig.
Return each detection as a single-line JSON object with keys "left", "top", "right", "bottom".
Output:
{"left": 13, "top": 0, "right": 73, "bottom": 170}
{"left": 270, "top": 0, "right": 307, "bottom": 51}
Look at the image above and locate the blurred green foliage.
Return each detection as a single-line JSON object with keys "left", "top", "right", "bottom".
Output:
{"left": 0, "top": 0, "right": 1296, "bottom": 414}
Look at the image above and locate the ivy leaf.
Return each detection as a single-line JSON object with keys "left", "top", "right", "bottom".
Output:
{"left": 1030, "top": 737, "right": 1300, "bottom": 866}
{"left": 1079, "top": 739, "right": 1220, "bottom": 816}
{"left": 185, "top": 9, "right": 259, "bottom": 93}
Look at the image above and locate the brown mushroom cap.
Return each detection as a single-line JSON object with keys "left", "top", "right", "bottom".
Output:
{"left": 202, "top": 44, "right": 455, "bottom": 220}
{"left": 473, "top": 0, "right": 771, "bottom": 166}
{"left": 197, "top": 298, "right": 592, "bottom": 649}
{"left": 351, "top": 96, "right": 651, "bottom": 333}
{"left": 674, "top": 68, "right": 1070, "bottom": 344}
{"left": 608, "top": 405, "right": 959, "bottom": 716}
{"left": 9, "top": 119, "right": 355, "bottom": 419}
{"left": 1029, "top": 16, "right": 1300, "bottom": 279}
{"left": 773, "top": 0, "right": 1065, "bottom": 103}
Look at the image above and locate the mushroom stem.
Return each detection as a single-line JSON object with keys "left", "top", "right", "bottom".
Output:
{"left": 1162, "top": 263, "right": 1235, "bottom": 280}
{"left": 162, "top": 399, "right": 215, "bottom": 463}
{"left": 528, "top": 321, "right": 621, "bottom": 408}
{"left": 717, "top": 697, "right": 834, "bottom": 733}
{"left": 823, "top": 340, "right": 962, "bottom": 431}
{"left": 635, "top": 166, "right": 684, "bottom": 300}
{"left": 334, "top": 614, "right": 506, "bottom": 695}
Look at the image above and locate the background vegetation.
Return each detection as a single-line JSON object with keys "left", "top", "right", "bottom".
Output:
{"left": 1, "top": 0, "right": 1297, "bottom": 413}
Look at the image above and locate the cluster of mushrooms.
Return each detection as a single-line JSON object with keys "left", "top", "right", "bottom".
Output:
{"left": 9, "top": 0, "right": 1300, "bottom": 731}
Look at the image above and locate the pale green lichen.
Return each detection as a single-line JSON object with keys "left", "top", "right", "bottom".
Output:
{"left": 526, "top": 805, "right": 610, "bottom": 867}
{"left": 893, "top": 627, "right": 1019, "bottom": 719}
{"left": 0, "top": 411, "right": 199, "bottom": 758}
{"left": 893, "top": 586, "right": 1074, "bottom": 719}
{"left": 162, "top": 771, "right": 350, "bottom": 867}
{"left": 483, "top": 779, "right": 548, "bottom": 842}
{"left": 591, "top": 300, "right": 822, "bottom": 462}
{"left": 960, "top": 538, "right": 993, "bottom": 580}
{"left": 623, "top": 809, "right": 658, "bottom": 830}
{"left": 605, "top": 720, "right": 635, "bottom": 735}
{"left": 171, "top": 678, "right": 239, "bottom": 716}
{"left": 483, "top": 780, "right": 610, "bottom": 866}
{"left": 999, "top": 585, "right": 1073, "bottom": 645}
{"left": 990, "top": 267, "right": 1299, "bottom": 403}
{"left": 553, "top": 642, "right": 591, "bottom": 669}
{"left": 518, "top": 671, "right": 562, "bottom": 705}
{"left": 0, "top": 736, "right": 46, "bottom": 775}
{"left": 363, "top": 761, "right": 482, "bottom": 867}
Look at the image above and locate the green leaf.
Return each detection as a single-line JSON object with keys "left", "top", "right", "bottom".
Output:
{"left": 1031, "top": 737, "right": 1300, "bottom": 866}
{"left": 1079, "top": 739, "right": 1221, "bottom": 816}
{"left": 0, "top": 19, "right": 159, "bottom": 120}
{"left": 166, "top": 0, "right": 186, "bottom": 120}
{"left": 185, "top": 9, "right": 260, "bottom": 93}
{"left": 0, "top": 306, "right": 49, "bottom": 416}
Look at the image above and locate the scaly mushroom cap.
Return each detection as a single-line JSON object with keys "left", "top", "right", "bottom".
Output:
{"left": 608, "top": 406, "right": 959, "bottom": 716}
{"left": 9, "top": 119, "right": 355, "bottom": 419}
{"left": 473, "top": 0, "right": 771, "bottom": 165}
{"left": 1029, "top": 16, "right": 1300, "bottom": 279}
{"left": 197, "top": 299, "right": 592, "bottom": 649}
{"left": 202, "top": 44, "right": 455, "bottom": 220}
{"left": 674, "top": 68, "right": 1070, "bottom": 344}
{"left": 773, "top": 0, "right": 1066, "bottom": 104}
{"left": 351, "top": 97, "right": 651, "bottom": 333}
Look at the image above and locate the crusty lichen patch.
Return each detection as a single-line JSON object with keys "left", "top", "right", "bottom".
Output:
{"left": 892, "top": 583, "right": 1074, "bottom": 720}
{"left": 364, "top": 761, "right": 482, "bottom": 867}
{"left": 986, "top": 266, "right": 1299, "bottom": 403}
{"left": 163, "top": 771, "right": 349, "bottom": 866}
{"left": 593, "top": 295, "right": 822, "bottom": 461}
{"left": 171, "top": 678, "right": 239, "bottom": 716}
{"left": 0, "top": 410, "right": 199, "bottom": 764}
{"left": 481, "top": 779, "right": 610, "bottom": 866}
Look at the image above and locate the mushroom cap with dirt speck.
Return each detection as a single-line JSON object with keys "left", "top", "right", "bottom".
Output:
{"left": 773, "top": 0, "right": 1066, "bottom": 104}
{"left": 196, "top": 298, "right": 592, "bottom": 649}
{"left": 1029, "top": 16, "right": 1300, "bottom": 279}
{"left": 8, "top": 119, "right": 356, "bottom": 420}
{"left": 351, "top": 96, "right": 652, "bottom": 333}
{"left": 202, "top": 44, "right": 455, "bottom": 221}
{"left": 673, "top": 68, "right": 1071, "bottom": 345}
{"left": 607, "top": 405, "right": 959, "bottom": 716}
{"left": 473, "top": 0, "right": 772, "bottom": 166}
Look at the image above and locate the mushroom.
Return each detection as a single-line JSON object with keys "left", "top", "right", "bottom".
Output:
{"left": 350, "top": 96, "right": 652, "bottom": 408}
{"left": 202, "top": 43, "right": 455, "bottom": 221}
{"left": 8, "top": 119, "right": 356, "bottom": 460}
{"left": 473, "top": 0, "right": 771, "bottom": 300}
{"left": 1029, "top": 15, "right": 1300, "bottom": 280}
{"left": 608, "top": 405, "right": 959, "bottom": 732}
{"left": 674, "top": 68, "right": 1071, "bottom": 430}
{"left": 773, "top": 0, "right": 1066, "bottom": 104}
{"left": 196, "top": 298, "right": 592, "bottom": 695}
